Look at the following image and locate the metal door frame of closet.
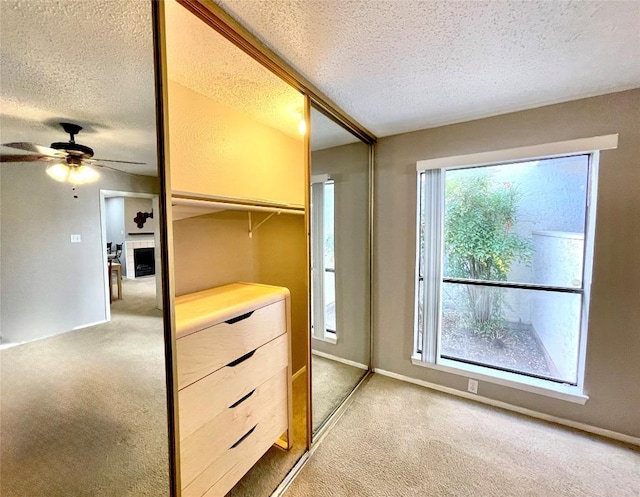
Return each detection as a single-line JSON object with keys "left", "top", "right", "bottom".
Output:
{"left": 151, "top": 1, "right": 377, "bottom": 496}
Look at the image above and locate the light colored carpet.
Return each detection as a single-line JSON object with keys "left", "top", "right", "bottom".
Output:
{"left": 312, "top": 355, "right": 366, "bottom": 433}
{"left": 0, "top": 277, "right": 170, "bottom": 497}
{"left": 286, "top": 374, "right": 640, "bottom": 497}
{"left": 227, "top": 369, "right": 308, "bottom": 497}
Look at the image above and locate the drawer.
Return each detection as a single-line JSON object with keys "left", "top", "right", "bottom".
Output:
{"left": 182, "top": 385, "right": 288, "bottom": 497}
{"left": 180, "top": 368, "right": 288, "bottom": 488}
{"left": 177, "top": 299, "right": 286, "bottom": 389}
{"left": 179, "top": 333, "right": 288, "bottom": 441}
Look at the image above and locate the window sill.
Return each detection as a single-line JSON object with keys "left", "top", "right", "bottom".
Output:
{"left": 410, "top": 355, "right": 588, "bottom": 405}
{"left": 312, "top": 335, "right": 337, "bottom": 345}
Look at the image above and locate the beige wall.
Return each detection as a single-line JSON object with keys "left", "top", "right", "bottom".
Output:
{"left": 1, "top": 165, "right": 159, "bottom": 344}
{"left": 172, "top": 211, "right": 308, "bottom": 374}
{"left": 256, "top": 215, "right": 309, "bottom": 375}
{"left": 311, "top": 142, "right": 371, "bottom": 366}
{"left": 374, "top": 89, "right": 640, "bottom": 438}
{"left": 172, "top": 211, "right": 258, "bottom": 296}
{"left": 167, "top": 80, "right": 305, "bottom": 207}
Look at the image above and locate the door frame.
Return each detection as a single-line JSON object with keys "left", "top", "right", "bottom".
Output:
{"left": 99, "top": 190, "right": 161, "bottom": 321}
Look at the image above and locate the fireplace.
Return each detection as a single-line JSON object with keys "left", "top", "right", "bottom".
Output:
{"left": 124, "top": 239, "right": 155, "bottom": 279}
{"left": 133, "top": 247, "right": 155, "bottom": 277}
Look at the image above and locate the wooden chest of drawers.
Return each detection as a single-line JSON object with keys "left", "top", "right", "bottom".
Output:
{"left": 175, "top": 283, "right": 293, "bottom": 497}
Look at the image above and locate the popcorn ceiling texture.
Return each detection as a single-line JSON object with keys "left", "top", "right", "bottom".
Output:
{"left": 0, "top": 0, "right": 308, "bottom": 168}
{"left": 216, "top": 0, "right": 640, "bottom": 137}
{"left": 165, "top": 0, "right": 304, "bottom": 140}
{"left": 0, "top": 1, "right": 158, "bottom": 175}
{"left": 3, "top": 0, "right": 638, "bottom": 166}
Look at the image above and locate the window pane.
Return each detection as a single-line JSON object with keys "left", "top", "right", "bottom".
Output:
{"left": 324, "top": 182, "right": 335, "bottom": 270}
{"left": 324, "top": 270, "right": 336, "bottom": 331}
{"left": 416, "top": 278, "right": 424, "bottom": 353}
{"left": 440, "top": 282, "right": 581, "bottom": 384}
{"left": 443, "top": 156, "right": 589, "bottom": 288}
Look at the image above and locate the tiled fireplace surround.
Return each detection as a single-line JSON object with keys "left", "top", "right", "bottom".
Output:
{"left": 124, "top": 239, "right": 155, "bottom": 279}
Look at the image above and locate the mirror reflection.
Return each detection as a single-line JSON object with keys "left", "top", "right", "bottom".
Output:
{"left": 310, "top": 106, "right": 371, "bottom": 435}
{"left": 0, "top": 2, "right": 170, "bottom": 496}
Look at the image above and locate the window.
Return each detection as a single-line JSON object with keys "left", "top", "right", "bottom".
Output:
{"left": 311, "top": 177, "right": 337, "bottom": 342}
{"left": 414, "top": 136, "right": 617, "bottom": 400}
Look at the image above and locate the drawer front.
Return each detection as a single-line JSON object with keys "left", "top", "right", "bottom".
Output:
{"left": 182, "top": 387, "right": 288, "bottom": 497}
{"left": 179, "top": 333, "right": 288, "bottom": 441}
{"left": 180, "top": 368, "right": 288, "bottom": 488}
{"left": 177, "top": 299, "right": 286, "bottom": 389}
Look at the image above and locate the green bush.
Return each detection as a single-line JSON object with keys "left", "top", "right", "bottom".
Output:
{"left": 444, "top": 174, "right": 532, "bottom": 341}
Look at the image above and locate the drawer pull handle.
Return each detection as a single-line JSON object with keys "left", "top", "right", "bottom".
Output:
{"left": 229, "top": 389, "right": 256, "bottom": 409}
{"left": 226, "top": 350, "right": 256, "bottom": 368}
{"left": 230, "top": 425, "right": 257, "bottom": 449}
{"left": 225, "top": 311, "right": 254, "bottom": 325}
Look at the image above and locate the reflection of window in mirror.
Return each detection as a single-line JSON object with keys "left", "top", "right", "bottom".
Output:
{"left": 311, "top": 176, "right": 337, "bottom": 343}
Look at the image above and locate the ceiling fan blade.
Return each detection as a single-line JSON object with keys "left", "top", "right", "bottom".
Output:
{"left": 92, "top": 163, "right": 140, "bottom": 176}
{"left": 2, "top": 142, "right": 66, "bottom": 157}
{"left": 92, "top": 157, "right": 146, "bottom": 165}
{"left": 0, "top": 154, "right": 57, "bottom": 163}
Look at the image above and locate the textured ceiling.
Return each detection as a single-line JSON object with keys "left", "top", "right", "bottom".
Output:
{"left": 165, "top": 0, "right": 303, "bottom": 140}
{"left": 0, "top": 0, "right": 158, "bottom": 175}
{"left": 3, "top": 1, "right": 637, "bottom": 165}
{"left": 216, "top": 0, "right": 640, "bottom": 137}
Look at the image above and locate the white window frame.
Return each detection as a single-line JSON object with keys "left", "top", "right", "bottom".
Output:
{"left": 413, "top": 135, "right": 618, "bottom": 404}
{"left": 311, "top": 174, "right": 337, "bottom": 344}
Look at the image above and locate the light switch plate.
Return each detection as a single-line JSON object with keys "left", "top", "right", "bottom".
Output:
{"left": 71, "top": 234, "right": 81, "bottom": 243}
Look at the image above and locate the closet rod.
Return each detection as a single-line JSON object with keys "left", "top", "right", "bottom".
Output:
{"left": 171, "top": 197, "right": 305, "bottom": 215}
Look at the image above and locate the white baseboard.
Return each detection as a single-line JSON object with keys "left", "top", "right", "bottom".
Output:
{"left": 312, "top": 349, "right": 368, "bottom": 370}
{"left": 373, "top": 368, "right": 640, "bottom": 447}
{"left": 73, "top": 319, "right": 108, "bottom": 331}
{"left": 292, "top": 366, "right": 307, "bottom": 382}
{"left": 1, "top": 320, "right": 109, "bottom": 350}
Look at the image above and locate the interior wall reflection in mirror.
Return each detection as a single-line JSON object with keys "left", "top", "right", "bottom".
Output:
{"left": 164, "top": 1, "right": 308, "bottom": 496}
{"left": 0, "top": 2, "right": 170, "bottom": 496}
{"left": 310, "top": 106, "right": 371, "bottom": 435}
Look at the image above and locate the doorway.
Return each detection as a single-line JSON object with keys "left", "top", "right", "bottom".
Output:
{"left": 100, "top": 190, "right": 162, "bottom": 321}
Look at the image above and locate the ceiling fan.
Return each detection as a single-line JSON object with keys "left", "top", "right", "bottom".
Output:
{"left": 0, "top": 122, "right": 146, "bottom": 186}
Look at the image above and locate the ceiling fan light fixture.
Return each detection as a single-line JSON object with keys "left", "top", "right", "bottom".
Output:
{"left": 45, "top": 162, "right": 71, "bottom": 182}
{"left": 69, "top": 164, "right": 99, "bottom": 184}
{"left": 46, "top": 162, "right": 99, "bottom": 184}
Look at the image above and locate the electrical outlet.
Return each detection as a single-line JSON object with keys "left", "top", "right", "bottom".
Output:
{"left": 468, "top": 378, "right": 478, "bottom": 394}
{"left": 70, "top": 234, "right": 81, "bottom": 243}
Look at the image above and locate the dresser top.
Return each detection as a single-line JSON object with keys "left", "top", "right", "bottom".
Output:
{"left": 175, "top": 282, "right": 289, "bottom": 338}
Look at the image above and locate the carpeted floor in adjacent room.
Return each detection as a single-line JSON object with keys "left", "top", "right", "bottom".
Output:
{"left": 0, "top": 277, "right": 170, "bottom": 497}
{"left": 285, "top": 374, "right": 640, "bottom": 497}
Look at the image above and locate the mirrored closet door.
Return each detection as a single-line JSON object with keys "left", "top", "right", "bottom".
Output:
{"left": 162, "top": 1, "right": 309, "bottom": 495}
{"left": 0, "top": 2, "right": 171, "bottom": 496}
{"left": 310, "top": 105, "right": 372, "bottom": 436}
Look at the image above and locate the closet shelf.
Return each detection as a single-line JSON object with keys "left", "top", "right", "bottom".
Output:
{"left": 171, "top": 193, "right": 305, "bottom": 221}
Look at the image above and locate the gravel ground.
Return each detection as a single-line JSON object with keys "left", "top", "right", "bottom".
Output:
{"left": 440, "top": 316, "right": 553, "bottom": 378}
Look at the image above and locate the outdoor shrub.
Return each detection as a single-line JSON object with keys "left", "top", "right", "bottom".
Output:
{"left": 444, "top": 173, "right": 532, "bottom": 341}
